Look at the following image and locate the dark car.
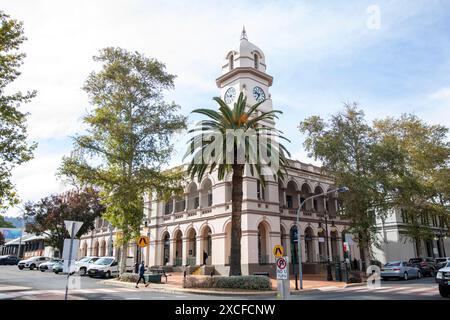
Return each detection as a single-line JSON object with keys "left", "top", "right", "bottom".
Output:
{"left": 0, "top": 255, "right": 20, "bottom": 265}
{"left": 409, "top": 257, "right": 436, "bottom": 277}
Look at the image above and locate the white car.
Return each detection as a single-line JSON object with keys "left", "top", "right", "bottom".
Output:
{"left": 87, "top": 256, "right": 134, "bottom": 278}
{"left": 75, "top": 256, "right": 99, "bottom": 276}
{"left": 435, "top": 262, "right": 450, "bottom": 298}
{"left": 18, "top": 256, "right": 51, "bottom": 270}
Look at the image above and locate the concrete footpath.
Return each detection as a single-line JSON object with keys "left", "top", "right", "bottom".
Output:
{"left": 101, "top": 272, "right": 364, "bottom": 297}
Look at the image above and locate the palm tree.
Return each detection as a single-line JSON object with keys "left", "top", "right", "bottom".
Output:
{"left": 184, "top": 92, "right": 290, "bottom": 276}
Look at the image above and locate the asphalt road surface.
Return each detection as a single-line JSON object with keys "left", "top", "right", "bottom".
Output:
{"left": 0, "top": 266, "right": 446, "bottom": 300}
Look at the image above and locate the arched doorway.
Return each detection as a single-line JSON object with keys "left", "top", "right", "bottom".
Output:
{"left": 187, "top": 229, "right": 197, "bottom": 265}
{"left": 162, "top": 232, "right": 170, "bottom": 265}
{"left": 290, "top": 225, "right": 299, "bottom": 265}
{"left": 201, "top": 226, "right": 212, "bottom": 265}
{"left": 257, "top": 222, "right": 269, "bottom": 265}
{"left": 304, "top": 227, "right": 314, "bottom": 262}
{"left": 174, "top": 230, "right": 183, "bottom": 266}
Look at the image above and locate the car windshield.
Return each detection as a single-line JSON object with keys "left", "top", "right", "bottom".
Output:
{"left": 409, "top": 258, "right": 422, "bottom": 263}
{"left": 385, "top": 262, "right": 401, "bottom": 267}
{"left": 436, "top": 258, "right": 446, "bottom": 263}
{"left": 79, "top": 257, "right": 91, "bottom": 263}
{"left": 94, "top": 258, "right": 114, "bottom": 266}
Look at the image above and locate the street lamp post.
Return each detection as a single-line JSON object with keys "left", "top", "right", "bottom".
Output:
{"left": 295, "top": 186, "right": 349, "bottom": 290}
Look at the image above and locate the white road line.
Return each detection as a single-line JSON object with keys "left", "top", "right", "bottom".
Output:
{"left": 93, "top": 288, "right": 118, "bottom": 293}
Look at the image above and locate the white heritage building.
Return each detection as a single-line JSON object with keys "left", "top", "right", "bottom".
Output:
{"left": 78, "top": 30, "right": 361, "bottom": 275}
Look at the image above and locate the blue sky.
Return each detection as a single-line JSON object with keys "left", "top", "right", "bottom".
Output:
{"left": 2, "top": 0, "right": 450, "bottom": 216}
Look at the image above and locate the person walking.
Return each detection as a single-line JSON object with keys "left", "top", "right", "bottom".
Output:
{"left": 136, "top": 261, "right": 149, "bottom": 288}
{"left": 203, "top": 250, "right": 208, "bottom": 265}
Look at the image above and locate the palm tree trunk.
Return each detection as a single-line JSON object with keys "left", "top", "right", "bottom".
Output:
{"left": 229, "top": 163, "right": 244, "bottom": 276}
{"left": 120, "top": 241, "right": 128, "bottom": 275}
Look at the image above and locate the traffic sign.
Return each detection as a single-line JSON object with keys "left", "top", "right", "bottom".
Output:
{"left": 64, "top": 220, "right": 83, "bottom": 238}
{"left": 276, "top": 256, "right": 288, "bottom": 280}
{"left": 273, "top": 244, "right": 284, "bottom": 257}
{"left": 136, "top": 235, "right": 149, "bottom": 247}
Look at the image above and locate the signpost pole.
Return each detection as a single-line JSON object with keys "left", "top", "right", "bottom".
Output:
{"left": 64, "top": 223, "right": 75, "bottom": 301}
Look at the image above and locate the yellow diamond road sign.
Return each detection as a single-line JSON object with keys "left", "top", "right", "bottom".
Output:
{"left": 137, "top": 236, "right": 149, "bottom": 248}
{"left": 273, "top": 244, "right": 284, "bottom": 257}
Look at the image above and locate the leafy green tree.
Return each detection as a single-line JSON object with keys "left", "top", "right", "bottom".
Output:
{"left": 299, "top": 104, "right": 390, "bottom": 263}
{"left": 23, "top": 188, "right": 104, "bottom": 253}
{"left": 373, "top": 114, "right": 450, "bottom": 255}
{"left": 59, "top": 48, "right": 187, "bottom": 273}
{"left": 0, "top": 214, "right": 15, "bottom": 228}
{"left": 0, "top": 11, "right": 36, "bottom": 210}
{"left": 185, "top": 92, "right": 290, "bottom": 275}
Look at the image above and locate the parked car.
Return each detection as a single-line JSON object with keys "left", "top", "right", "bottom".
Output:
{"left": 74, "top": 256, "right": 99, "bottom": 276}
{"left": 381, "top": 261, "right": 422, "bottom": 280}
{"left": 435, "top": 261, "right": 450, "bottom": 298}
{"left": 435, "top": 257, "right": 450, "bottom": 270}
{"left": 39, "top": 258, "right": 62, "bottom": 272}
{"left": 52, "top": 260, "right": 64, "bottom": 274}
{"left": 87, "top": 256, "right": 134, "bottom": 278}
{"left": 0, "top": 255, "right": 20, "bottom": 265}
{"left": 408, "top": 257, "right": 436, "bottom": 277}
{"left": 18, "top": 256, "right": 51, "bottom": 270}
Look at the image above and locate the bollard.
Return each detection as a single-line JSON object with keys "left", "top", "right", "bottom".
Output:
{"left": 295, "top": 272, "right": 299, "bottom": 290}
{"left": 210, "top": 271, "right": 214, "bottom": 277}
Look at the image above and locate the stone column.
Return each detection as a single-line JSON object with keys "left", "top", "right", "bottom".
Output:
{"left": 184, "top": 193, "right": 189, "bottom": 211}
{"left": 195, "top": 237, "right": 202, "bottom": 265}
{"left": 313, "top": 237, "right": 320, "bottom": 262}
{"left": 182, "top": 237, "right": 189, "bottom": 266}
{"left": 169, "top": 239, "right": 176, "bottom": 266}
{"left": 211, "top": 233, "right": 225, "bottom": 266}
{"left": 280, "top": 188, "right": 286, "bottom": 206}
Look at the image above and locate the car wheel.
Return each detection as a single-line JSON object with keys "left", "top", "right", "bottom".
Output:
{"left": 80, "top": 268, "right": 86, "bottom": 276}
{"left": 403, "top": 272, "right": 408, "bottom": 281}
{"left": 417, "top": 271, "right": 422, "bottom": 279}
{"left": 105, "top": 271, "right": 111, "bottom": 279}
{"left": 18, "top": 265, "right": 24, "bottom": 270}
{"left": 439, "top": 285, "right": 450, "bottom": 298}
{"left": 54, "top": 270, "right": 59, "bottom": 274}
{"left": 29, "top": 264, "right": 35, "bottom": 270}
{"left": 40, "top": 269, "right": 46, "bottom": 272}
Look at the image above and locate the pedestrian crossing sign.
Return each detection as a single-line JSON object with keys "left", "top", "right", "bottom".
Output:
{"left": 136, "top": 235, "right": 149, "bottom": 247}
{"left": 273, "top": 244, "right": 284, "bottom": 257}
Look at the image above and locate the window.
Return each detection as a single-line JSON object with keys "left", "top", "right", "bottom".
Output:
{"left": 164, "top": 201, "right": 173, "bottom": 215}
{"left": 256, "top": 180, "right": 265, "bottom": 201}
{"left": 286, "top": 195, "right": 293, "bottom": 208}
{"left": 208, "top": 193, "right": 213, "bottom": 207}
{"left": 229, "top": 54, "right": 234, "bottom": 70}
{"left": 401, "top": 209, "right": 408, "bottom": 223}
{"left": 313, "top": 199, "right": 318, "bottom": 211}
{"left": 194, "top": 196, "right": 199, "bottom": 208}
{"left": 254, "top": 54, "right": 259, "bottom": 69}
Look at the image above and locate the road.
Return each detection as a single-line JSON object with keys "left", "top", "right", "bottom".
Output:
{"left": 0, "top": 266, "right": 445, "bottom": 300}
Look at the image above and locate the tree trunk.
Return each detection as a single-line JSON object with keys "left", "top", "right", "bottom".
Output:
{"left": 120, "top": 241, "right": 128, "bottom": 275}
{"left": 229, "top": 164, "right": 244, "bottom": 276}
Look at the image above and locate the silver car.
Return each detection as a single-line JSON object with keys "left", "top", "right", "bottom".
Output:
{"left": 381, "top": 261, "right": 422, "bottom": 280}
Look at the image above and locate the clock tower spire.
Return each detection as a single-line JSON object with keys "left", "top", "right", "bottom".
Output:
{"left": 216, "top": 28, "right": 274, "bottom": 125}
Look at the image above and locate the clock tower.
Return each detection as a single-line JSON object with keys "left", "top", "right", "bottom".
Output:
{"left": 216, "top": 27, "right": 275, "bottom": 127}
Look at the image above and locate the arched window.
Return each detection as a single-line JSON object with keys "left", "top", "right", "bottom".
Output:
{"left": 229, "top": 54, "right": 234, "bottom": 70}
{"left": 254, "top": 54, "right": 259, "bottom": 69}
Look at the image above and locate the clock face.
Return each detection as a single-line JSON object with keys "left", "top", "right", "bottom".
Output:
{"left": 224, "top": 87, "right": 236, "bottom": 104}
{"left": 253, "top": 86, "right": 266, "bottom": 102}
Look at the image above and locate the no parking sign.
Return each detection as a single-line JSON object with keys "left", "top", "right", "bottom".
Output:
{"left": 276, "top": 256, "right": 288, "bottom": 280}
